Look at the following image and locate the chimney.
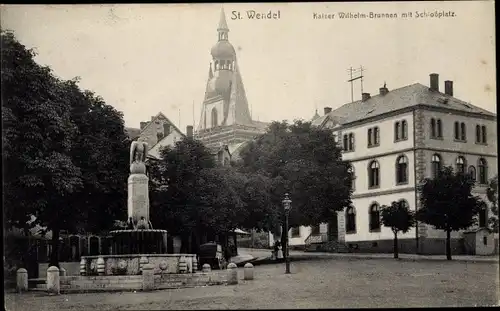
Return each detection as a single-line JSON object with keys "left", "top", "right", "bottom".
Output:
{"left": 444, "top": 80, "right": 453, "bottom": 96}
{"left": 430, "top": 73, "right": 439, "bottom": 92}
{"left": 186, "top": 125, "right": 193, "bottom": 138}
{"left": 151, "top": 116, "right": 155, "bottom": 121}
{"left": 324, "top": 107, "right": 332, "bottom": 115}
{"left": 379, "top": 83, "right": 389, "bottom": 96}
{"left": 362, "top": 93, "right": 371, "bottom": 102}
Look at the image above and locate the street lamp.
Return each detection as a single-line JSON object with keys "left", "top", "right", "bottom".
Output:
{"left": 282, "top": 193, "right": 292, "bottom": 274}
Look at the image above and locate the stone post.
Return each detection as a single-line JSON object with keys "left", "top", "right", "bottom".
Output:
{"left": 46, "top": 266, "right": 60, "bottom": 295}
{"left": 80, "top": 258, "right": 87, "bottom": 276}
{"left": 243, "top": 263, "right": 254, "bottom": 280}
{"left": 59, "top": 267, "right": 67, "bottom": 277}
{"left": 97, "top": 257, "right": 105, "bottom": 276}
{"left": 226, "top": 263, "right": 238, "bottom": 285}
{"left": 178, "top": 256, "right": 187, "bottom": 274}
{"left": 202, "top": 263, "right": 211, "bottom": 273}
{"left": 142, "top": 264, "right": 155, "bottom": 292}
{"left": 16, "top": 268, "right": 28, "bottom": 292}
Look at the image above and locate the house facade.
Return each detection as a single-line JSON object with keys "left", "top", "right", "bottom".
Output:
{"left": 277, "top": 74, "right": 497, "bottom": 254}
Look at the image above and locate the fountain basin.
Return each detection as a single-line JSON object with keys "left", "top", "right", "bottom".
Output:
{"left": 81, "top": 254, "right": 197, "bottom": 276}
{"left": 109, "top": 229, "right": 168, "bottom": 255}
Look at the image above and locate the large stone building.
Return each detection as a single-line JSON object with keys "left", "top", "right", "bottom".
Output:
{"left": 275, "top": 74, "right": 497, "bottom": 255}
{"left": 193, "top": 8, "right": 268, "bottom": 157}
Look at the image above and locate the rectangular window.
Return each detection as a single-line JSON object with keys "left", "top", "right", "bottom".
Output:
{"left": 291, "top": 227, "right": 300, "bottom": 238}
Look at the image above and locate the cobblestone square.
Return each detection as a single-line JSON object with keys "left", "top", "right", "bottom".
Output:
{"left": 5, "top": 258, "right": 498, "bottom": 310}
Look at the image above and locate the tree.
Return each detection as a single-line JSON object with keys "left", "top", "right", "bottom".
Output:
{"left": 417, "top": 166, "right": 482, "bottom": 260}
{"left": 149, "top": 137, "right": 245, "bottom": 259}
{"left": 486, "top": 175, "right": 498, "bottom": 233}
{"left": 2, "top": 30, "right": 129, "bottom": 267}
{"left": 238, "top": 120, "right": 353, "bottom": 256}
{"left": 2, "top": 30, "right": 83, "bottom": 267}
{"left": 381, "top": 201, "right": 415, "bottom": 259}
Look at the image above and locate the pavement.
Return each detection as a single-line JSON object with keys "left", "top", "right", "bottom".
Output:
{"left": 236, "top": 247, "right": 499, "bottom": 264}
{"left": 6, "top": 257, "right": 498, "bottom": 309}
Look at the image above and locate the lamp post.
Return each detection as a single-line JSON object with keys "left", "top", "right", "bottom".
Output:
{"left": 282, "top": 193, "right": 292, "bottom": 274}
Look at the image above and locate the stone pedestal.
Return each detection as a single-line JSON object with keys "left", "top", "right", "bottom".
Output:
{"left": 16, "top": 268, "right": 28, "bottom": 292}
{"left": 128, "top": 174, "right": 150, "bottom": 224}
{"left": 227, "top": 263, "right": 238, "bottom": 285}
{"left": 243, "top": 263, "right": 254, "bottom": 280}
{"left": 47, "top": 266, "right": 60, "bottom": 294}
{"left": 142, "top": 264, "right": 155, "bottom": 291}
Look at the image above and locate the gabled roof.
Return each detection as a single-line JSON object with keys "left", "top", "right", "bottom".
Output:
{"left": 140, "top": 112, "right": 183, "bottom": 137}
{"left": 141, "top": 112, "right": 184, "bottom": 148}
{"left": 313, "top": 83, "right": 495, "bottom": 128}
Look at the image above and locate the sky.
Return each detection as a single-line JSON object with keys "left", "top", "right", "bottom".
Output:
{"left": 1, "top": 2, "right": 496, "bottom": 131}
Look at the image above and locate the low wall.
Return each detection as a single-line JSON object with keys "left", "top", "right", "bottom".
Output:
{"left": 39, "top": 262, "right": 81, "bottom": 278}
{"left": 60, "top": 275, "right": 143, "bottom": 291}
{"left": 39, "top": 271, "right": 233, "bottom": 293}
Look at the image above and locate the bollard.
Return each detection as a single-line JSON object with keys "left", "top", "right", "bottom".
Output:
{"left": 46, "top": 266, "right": 60, "bottom": 295}
{"left": 192, "top": 256, "right": 198, "bottom": 272}
{"left": 97, "top": 257, "right": 105, "bottom": 276}
{"left": 142, "top": 264, "right": 155, "bottom": 292}
{"left": 178, "top": 256, "right": 187, "bottom": 274}
{"left": 59, "top": 267, "right": 67, "bottom": 277}
{"left": 139, "top": 256, "right": 149, "bottom": 273}
{"left": 226, "top": 262, "right": 238, "bottom": 285}
{"left": 80, "top": 258, "right": 87, "bottom": 276}
{"left": 202, "top": 263, "right": 211, "bottom": 273}
{"left": 16, "top": 268, "right": 28, "bottom": 292}
{"left": 244, "top": 263, "right": 254, "bottom": 280}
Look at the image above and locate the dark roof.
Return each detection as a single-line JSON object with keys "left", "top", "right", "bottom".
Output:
{"left": 312, "top": 83, "right": 495, "bottom": 127}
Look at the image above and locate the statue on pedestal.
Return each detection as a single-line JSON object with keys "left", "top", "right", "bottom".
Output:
{"left": 130, "top": 140, "right": 148, "bottom": 174}
{"left": 128, "top": 139, "right": 152, "bottom": 229}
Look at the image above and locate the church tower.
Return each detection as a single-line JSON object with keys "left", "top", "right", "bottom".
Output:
{"left": 195, "top": 8, "right": 267, "bottom": 150}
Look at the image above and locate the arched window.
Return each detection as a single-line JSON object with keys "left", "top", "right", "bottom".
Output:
{"left": 460, "top": 122, "right": 466, "bottom": 141}
{"left": 401, "top": 120, "right": 408, "bottom": 140}
{"left": 343, "top": 134, "right": 348, "bottom": 151}
{"left": 456, "top": 156, "right": 466, "bottom": 174}
{"left": 368, "top": 160, "right": 380, "bottom": 188}
{"left": 396, "top": 155, "right": 408, "bottom": 184}
{"left": 475, "top": 125, "right": 481, "bottom": 143}
{"left": 454, "top": 121, "right": 460, "bottom": 140}
{"left": 468, "top": 165, "right": 476, "bottom": 181}
{"left": 481, "top": 125, "right": 487, "bottom": 143}
{"left": 211, "top": 107, "right": 218, "bottom": 128}
{"left": 369, "top": 203, "right": 381, "bottom": 231}
{"left": 436, "top": 119, "right": 442, "bottom": 138}
{"left": 346, "top": 206, "right": 356, "bottom": 233}
{"left": 348, "top": 133, "right": 355, "bottom": 150}
{"left": 430, "top": 118, "right": 436, "bottom": 138}
{"left": 478, "top": 158, "right": 488, "bottom": 184}
{"left": 431, "top": 154, "right": 442, "bottom": 179}
{"left": 478, "top": 203, "right": 488, "bottom": 228}
{"left": 395, "top": 121, "right": 401, "bottom": 140}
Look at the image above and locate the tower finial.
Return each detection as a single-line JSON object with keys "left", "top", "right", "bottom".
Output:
{"left": 218, "top": 7, "right": 229, "bottom": 31}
